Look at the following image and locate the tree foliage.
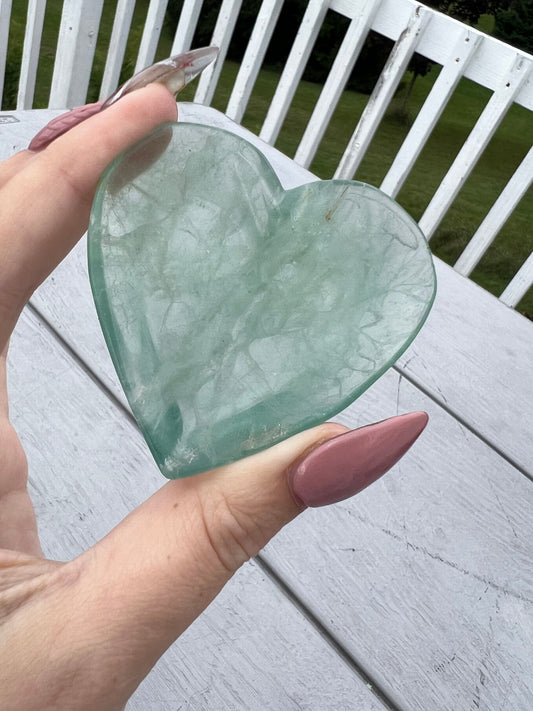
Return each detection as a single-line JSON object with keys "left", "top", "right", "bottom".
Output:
{"left": 431, "top": 1, "right": 507, "bottom": 23}
{"left": 493, "top": 0, "right": 533, "bottom": 54}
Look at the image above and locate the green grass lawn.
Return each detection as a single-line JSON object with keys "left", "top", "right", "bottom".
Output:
{"left": 5, "top": 0, "right": 533, "bottom": 316}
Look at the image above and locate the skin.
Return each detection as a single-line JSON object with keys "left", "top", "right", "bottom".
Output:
{"left": 0, "top": 83, "right": 349, "bottom": 711}
{"left": 28, "top": 47, "right": 219, "bottom": 152}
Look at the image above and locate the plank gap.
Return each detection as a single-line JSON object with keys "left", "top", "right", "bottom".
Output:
{"left": 27, "top": 299, "right": 533, "bottom": 705}
{"left": 255, "top": 554, "right": 403, "bottom": 711}
{"left": 27, "top": 298, "right": 402, "bottom": 707}
{"left": 392, "top": 363, "right": 533, "bottom": 483}
{"left": 26, "top": 300, "right": 136, "bottom": 427}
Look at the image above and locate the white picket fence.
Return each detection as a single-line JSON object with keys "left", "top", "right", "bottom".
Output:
{"left": 1, "top": 0, "right": 532, "bottom": 309}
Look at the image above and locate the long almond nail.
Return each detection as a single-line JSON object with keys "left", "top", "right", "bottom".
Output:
{"left": 289, "top": 412, "right": 428, "bottom": 507}
{"left": 28, "top": 47, "right": 219, "bottom": 152}
{"left": 28, "top": 102, "right": 104, "bottom": 152}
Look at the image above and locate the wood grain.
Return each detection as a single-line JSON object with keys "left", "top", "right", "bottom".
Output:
{"left": 3, "top": 104, "right": 532, "bottom": 710}
{"left": 8, "top": 307, "right": 387, "bottom": 711}
{"left": 264, "top": 368, "right": 533, "bottom": 710}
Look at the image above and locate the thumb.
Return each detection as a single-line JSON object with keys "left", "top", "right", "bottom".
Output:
{"left": 56, "top": 413, "right": 427, "bottom": 705}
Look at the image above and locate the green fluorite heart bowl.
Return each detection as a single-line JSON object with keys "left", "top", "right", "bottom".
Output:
{"left": 88, "top": 122, "right": 436, "bottom": 479}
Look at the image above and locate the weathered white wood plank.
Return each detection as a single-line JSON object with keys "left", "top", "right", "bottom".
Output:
{"left": 0, "top": 109, "right": 64, "bottom": 159}
{"left": 49, "top": 0, "right": 105, "bottom": 108}
{"left": 133, "top": 558, "right": 388, "bottom": 710}
{"left": 194, "top": 0, "right": 242, "bottom": 106}
{"left": 334, "top": 4, "right": 431, "bottom": 180}
{"left": 8, "top": 307, "right": 389, "bottom": 711}
{"left": 454, "top": 145, "right": 533, "bottom": 277}
{"left": 4, "top": 104, "right": 533, "bottom": 709}
{"left": 380, "top": 28, "right": 483, "bottom": 199}
{"left": 259, "top": 0, "right": 329, "bottom": 145}
{"left": 500, "top": 252, "right": 533, "bottom": 308}
{"left": 170, "top": 0, "right": 205, "bottom": 55}
{"left": 263, "top": 366, "right": 533, "bottom": 709}
{"left": 225, "top": 0, "right": 284, "bottom": 123}
{"left": 395, "top": 260, "right": 533, "bottom": 474}
{"left": 22, "top": 282, "right": 533, "bottom": 709}
{"left": 32, "top": 239, "right": 128, "bottom": 409}
{"left": 0, "top": 0, "right": 12, "bottom": 109}
{"left": 99, "top": 0, "right": 136, "bottom": 100}
{"left": 134, "top": 0, "right": 169, "bottom": 74}
{"left": 16, "top": 0, "right": 47, "bottom": 109}
{"left": 20, "top": 275, "right": 533, "bottom": 711}
{"left": 293, "top": 0, "right": 380, "bottom": 169}
{"left": 19, "top": 252, "right": 533, "bottom": 711}
{"left": 419, "top": 54, "right": 533, "bottom": 239}
{"left": 331, "top": 0, "right": 533, "bottom": 112}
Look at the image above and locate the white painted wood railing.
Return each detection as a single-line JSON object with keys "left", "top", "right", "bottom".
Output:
{"left": 1, "top": 0, "right": 532, "bottom": 310}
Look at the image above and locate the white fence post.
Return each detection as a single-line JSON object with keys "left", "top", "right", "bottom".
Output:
{"left": 171, "top": 0, "right": 205, "bottom": 55}
{"left": 99, "top": 0, "right": 136, "bottom": 100}
{"left": 259, "top": 0, "right": 329, "bottom": 145}
{"left": 334, "top": 5, "right": 431, "bottom": 180}
{"left": 454, "top": 146, "right": 533, "bottom": 276}
{"left": 0, "top": 0, "right": 12, "bottom": 109}
{"left": 419, "top": 54, "right": 533, "bottom": 239}
{"left": 49, "top": 0, "right": 105, "bottom": 108}
{"left": 294, "top": 0, "right": 381, "bottom": 169}
{"left": 134, "top": 0, "right": 170, "bottom": 74}
{"left": 194, "top": 0, "right": 243, "bottom": 106}
{"left": 16, "top": 0, "right": 47, "bottom": 109}
{"left": 380, "top": 29, "right": 482, "bottom": 199}
{"left": 226, "top": 0, "right": 284, "bottom": 123}
{"left": 500, "top": 253, "right": 533, "bottom": 308}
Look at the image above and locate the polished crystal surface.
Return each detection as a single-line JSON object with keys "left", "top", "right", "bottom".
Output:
{"left": 88, "top": 122, "right": 436, "bottom": 478}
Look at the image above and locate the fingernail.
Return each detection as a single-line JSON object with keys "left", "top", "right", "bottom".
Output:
{"left": 28, "top": 47, "right": 218, "bottom": 152}
{"left": 289, "top": 412, "right": 429, "bottom": 507}
{"left": 28, "top": 101, "right": 104, "bottom": 152}
{"left": 102, "top": 46, "right": 219, "bottom": 108}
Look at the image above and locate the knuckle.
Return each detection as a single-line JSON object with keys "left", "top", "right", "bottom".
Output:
{"left": 198, "top": 490, "right": 265, "bottom": 574}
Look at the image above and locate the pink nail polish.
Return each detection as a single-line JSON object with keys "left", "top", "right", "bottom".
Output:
{"left": 289, "top": 412, "right": 428, "bottom": 507}
{"left": 28, "top": 101, "right": 104, "bottom": 152}
{"left": 28, "top": 48, "right": 219, "bottom": 152}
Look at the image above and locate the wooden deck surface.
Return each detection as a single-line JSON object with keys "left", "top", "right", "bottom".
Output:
{"left": 2, "top": 105, "right": 532, "bottom": 711}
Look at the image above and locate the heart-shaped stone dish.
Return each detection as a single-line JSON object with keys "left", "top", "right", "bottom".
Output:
{"left": 88, "top": 122, "right": 436, "bottom": 479}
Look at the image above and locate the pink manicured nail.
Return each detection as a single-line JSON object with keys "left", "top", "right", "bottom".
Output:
{"left": 289, "top": 412, "right": 429, "bottom": 507}
{"left": 28, "top": 47, "right": 219, "bottom": 152}
{"left": 28, "top": 101, "right": 104, "bottom": 152}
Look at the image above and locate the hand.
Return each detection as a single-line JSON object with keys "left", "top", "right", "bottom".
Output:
{"left": 0, "top": 85, "right": 427, "bottom": 711}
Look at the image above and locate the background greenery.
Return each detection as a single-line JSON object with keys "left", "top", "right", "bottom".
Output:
{"left": 3, "top": 0, "right": 532, "bottom": 316}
